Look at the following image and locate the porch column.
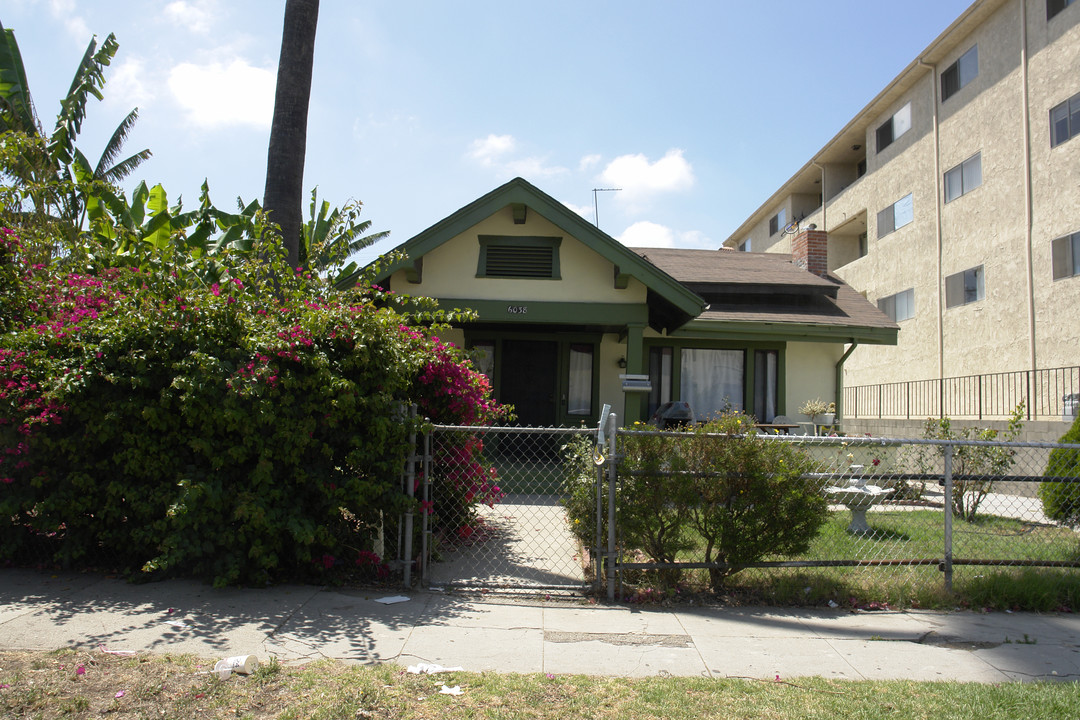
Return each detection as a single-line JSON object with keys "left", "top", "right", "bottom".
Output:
{"left": 623, "top": 323, "right": 646, "bottom": 424}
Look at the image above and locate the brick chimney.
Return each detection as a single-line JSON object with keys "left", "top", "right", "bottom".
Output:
{"left": 791, "top": 228, "right": 829, "bottom": 278}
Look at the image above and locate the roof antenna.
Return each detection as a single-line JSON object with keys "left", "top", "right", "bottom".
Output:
{"left": 592, "top": 188, "right": 621, "bottom": 228}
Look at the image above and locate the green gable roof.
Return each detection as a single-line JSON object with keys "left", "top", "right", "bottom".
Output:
{"left": 372, "top": 177, "right": 705, "bottom": 330}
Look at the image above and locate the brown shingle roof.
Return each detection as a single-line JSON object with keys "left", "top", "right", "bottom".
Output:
{"left": 632, "top": 248, "right": 898, "bottom": 333}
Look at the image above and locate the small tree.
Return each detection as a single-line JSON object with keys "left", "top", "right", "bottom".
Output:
{"left": 915, "top": 403, "right": 1024, "bottom": 522}
{"left": 1040, "top": 415, "right": 1080, "bottom": 527}
{"left": 685, "top": 415, "right": 826, "bottom": 590}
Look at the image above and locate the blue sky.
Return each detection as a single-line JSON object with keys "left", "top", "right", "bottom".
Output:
{"left": 4, "top": 1, "right": 974, "bottom": 264}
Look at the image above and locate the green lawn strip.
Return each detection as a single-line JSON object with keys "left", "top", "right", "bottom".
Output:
{"left": 2, "top": 651, "right": 1078, "bottom": 720}
{"left": 623, "top": 511, "right": 1080, "bottom": 610}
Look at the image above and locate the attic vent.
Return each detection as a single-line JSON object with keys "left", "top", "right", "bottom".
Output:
{"left": 477, "top": 235, "right": 562, "bottom": 279}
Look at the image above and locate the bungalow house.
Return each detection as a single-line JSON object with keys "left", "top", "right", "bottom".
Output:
{"left": 373, "top": 178, "right": 898, "bottom": 428}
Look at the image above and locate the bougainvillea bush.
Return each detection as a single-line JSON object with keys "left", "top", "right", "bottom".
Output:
{"left": 0, "top": 227, "right": 503, "bottom": 586}
{"left": 408, "top": 331, "right": 511, "bottom": 541}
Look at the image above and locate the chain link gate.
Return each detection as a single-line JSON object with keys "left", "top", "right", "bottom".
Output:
{"left": 418, "top": 423, "right": 600, "bottom": 591}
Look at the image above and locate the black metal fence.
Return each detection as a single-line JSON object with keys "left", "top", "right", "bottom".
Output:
{"left": 843, "top": 365, "right": 1080, "bottom": 421}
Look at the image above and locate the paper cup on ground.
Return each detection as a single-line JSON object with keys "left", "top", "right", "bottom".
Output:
{"left": 214, "top": 655, "right": 259, "bottom": 679}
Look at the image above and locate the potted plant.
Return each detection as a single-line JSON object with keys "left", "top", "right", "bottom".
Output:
{"left": 799, "top": 398, "right": 829, "bottom": 425}
{"left": 821, "top": 401, "right": 836, "bottom": 426}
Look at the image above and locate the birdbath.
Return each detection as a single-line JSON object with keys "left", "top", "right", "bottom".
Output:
{"left": 824, "top": 466, "right": 893, "bottom": 534}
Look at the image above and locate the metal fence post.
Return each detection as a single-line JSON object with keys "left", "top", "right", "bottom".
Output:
{"left": 594, "top": 458, "right": 603, "bottom": 595}
{"left": 942, "top": 443, "right": 954, "bottom": 594}
{"left": 420, "top": 429, "right": 432, "bottom": 586}
{"left": 606, "top": 411, "right": 618, "bottom": 602}
{"left": 403, "top": 406, "right": 416, "bottom": 588}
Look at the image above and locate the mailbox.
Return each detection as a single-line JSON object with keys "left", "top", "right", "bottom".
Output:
{"left": 619, "top": 374, "right": 652, "bottom": 393}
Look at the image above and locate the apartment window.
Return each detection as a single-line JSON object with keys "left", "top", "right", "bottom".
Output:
{"left": 877, "top": 193, "right": 913, "bottom": 238}
{"left": 944, "top": 152, "right": 983, "bottom": 203}
{"left": 1048, "top": 0, "right": 1075, "bottom": 20}
{"left": 1052, "top": 231, "right": 1080, "bottom": 280}
{"left": 876, "top": 102, "right": 912, "bottom": 152}
{"left": 942, "top": 45, "right": 978, "bottom": 102}
{"left": 768, "top": 208, "right": 787, "bottom": 236}
{"left": 878, "top": 288, "right": 915, "bottom": 322}
{"left": 476, "top": 235, "right": 561, "bottom": 278}
{"left": 738, "top": 238, "right": 751, "bottom": 252}
{"left": 1050, "top": 91, "right": 1080, "bottom": 147}
{"left": 945, "top": 266, "right": 984, "bottom": 307}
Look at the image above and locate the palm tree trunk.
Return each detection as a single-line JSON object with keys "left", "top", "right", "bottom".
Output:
{"left": 263, "top": 0, "right": 319, "bottom": 270}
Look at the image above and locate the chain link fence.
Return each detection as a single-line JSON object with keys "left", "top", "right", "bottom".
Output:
{"left": 600, "top": 428, "right": 1080, "bottom": 604}
{"left": 420, "top": 425, "right": 596, "bottom": 590}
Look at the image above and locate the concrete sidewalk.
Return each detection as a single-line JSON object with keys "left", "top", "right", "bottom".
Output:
{"left": 1, "top": 569, "right": 1078, "bottom": 683}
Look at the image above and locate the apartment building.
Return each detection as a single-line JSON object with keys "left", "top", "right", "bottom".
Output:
{"left": 723, "top": 0, "right": 1080, "bottom": 421}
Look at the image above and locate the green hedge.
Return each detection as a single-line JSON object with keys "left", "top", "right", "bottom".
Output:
{"left": 1040, "top": 415, "right": 1080, "bottom": 528}
{"left": 0, "top": 230, "right": 502, "bottom": 585}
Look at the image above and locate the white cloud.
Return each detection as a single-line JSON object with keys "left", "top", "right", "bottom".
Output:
{"left": 168, "top": 58, "right": 275, "bottom": 129}
{"left": 618, "top": 221, "right": 713, "bottom": 249}
{"left": 468, "top": 134, "right": 516, "bottom": 166}
{"left": 466, "top": 134, "right": 566, "bottom": 178}
{"left": 105, "top": 58, "right": 154, "bottom": 110}
{"left": 49, "top": 0, "right": 89, "bottom": 39}
{"left": 164, "top": 0, "right": 217, "bottom": 34}
{"left": 578, "top": 154, "right": 602, "bottom": 172}
{"left": 619, "top": 221, "right": 675, "bottom": 248}
{"left": 563, "top": 201, "right": 593, "bottom": 221}
{"left": 599, "top": 149, "right": 695, "bottom": 204}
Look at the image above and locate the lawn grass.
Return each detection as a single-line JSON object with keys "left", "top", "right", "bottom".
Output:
{"left": 1, "top": 649, "right": 1077, "bottom": 720}
{"left": 626, "top": 510, "right": 1080, "bottom": 611}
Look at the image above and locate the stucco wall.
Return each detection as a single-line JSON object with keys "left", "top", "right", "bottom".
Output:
{"left": 785, "top": 0, "right": 1080, "bottom": 397}
{"left": 389, "top": 204, "right": 648, "bottom": 304}
{"left": 785, "top": 342, "right": 845, "bottom": 424}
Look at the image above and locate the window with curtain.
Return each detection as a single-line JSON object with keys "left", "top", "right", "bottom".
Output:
{"left": 647, "top": 346, "right": 673, "bottom": 419}
{"left": 566, "top": 343, "right": 593, "bottom": 416}
{"left": 681, "top": 348, "right": 744, "bottom": 421}
{"left": 753, "top": 350, "right": 778, "bottom": 423}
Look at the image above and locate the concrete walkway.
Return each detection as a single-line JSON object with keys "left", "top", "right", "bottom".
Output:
{"left": 426, "top": 495, "right": 585, "bottom": 589}
{"left": 1, "top": 569, "right": 1078, "bottom": 682}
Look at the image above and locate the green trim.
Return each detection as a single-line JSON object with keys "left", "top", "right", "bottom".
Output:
{"left": 476, "top": 235, "right": 562, "bottom": 279}
{"left": 672, "top": 319, "right": 898, "bottom": 345}
{"left": 372, "top": 177, "right": 704, "bottom": 324}
{"left": 433, "top": 298, "right": 648, "bottom": 326}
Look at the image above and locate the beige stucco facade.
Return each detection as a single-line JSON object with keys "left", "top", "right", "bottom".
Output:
{"left": 379, "top": 179, "right": 895, "bottom": 428}
{"left": 724, "top": 0, "right": 1080, "bottom": 419}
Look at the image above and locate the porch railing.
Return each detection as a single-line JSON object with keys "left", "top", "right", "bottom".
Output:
{"left": 843, "top": 366, "right": 1080, "bottom": 422}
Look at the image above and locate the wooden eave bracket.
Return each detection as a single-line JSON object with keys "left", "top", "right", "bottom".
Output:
{"left": 613, "top": 264, "right": 630, "bottom": 289}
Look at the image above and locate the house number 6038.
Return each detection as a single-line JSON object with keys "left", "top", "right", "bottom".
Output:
{"left": 506, "top": 305, "right": 528, "bottom": 314}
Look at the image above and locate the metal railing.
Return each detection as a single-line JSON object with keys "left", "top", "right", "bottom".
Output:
{"left": 843, "top": 365, "right": 1080, "bottom": 421}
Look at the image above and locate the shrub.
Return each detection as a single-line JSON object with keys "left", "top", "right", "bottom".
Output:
{"left": 1040, "top": 416, "right": 1080, "bottom": 528}
{"left": 0, "top": 226, "right": 504, "bottom": 586}
{"left": 914, "top": 404, "right": 1024, "bottom": 522}
{"left": 566, "top": 414, "right": 827, "bottom": 592}
{"left": 683, "top": 415, "right": 826, "bottom": 591}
